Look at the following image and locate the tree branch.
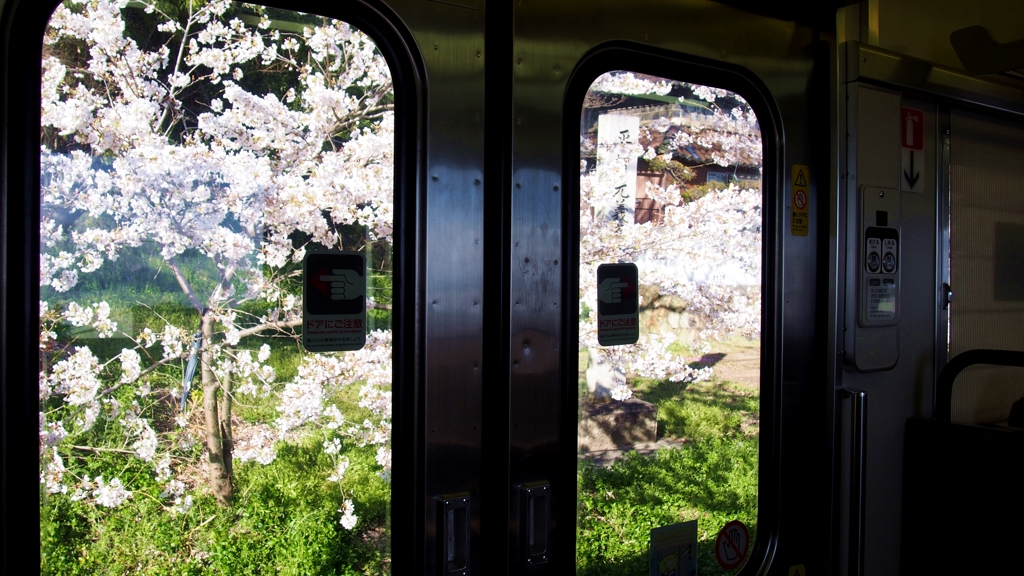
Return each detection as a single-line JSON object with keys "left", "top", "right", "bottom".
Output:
{"left": 159, "top": 0, "right": 195, "bottom": 134}
{"left": 210, "top": 264, "right": 237, "bottom": 308}
{"left": 97, "top": 353, "right": 182, "bottom": 399}
{"left": 166, "top": 256, "right": 204, "bottom": 312}
{"left": 72, "top": 445, "right": 135, "bottom": 455}
{"left": 233, "top": 317, "right": 302, "bottom": 340}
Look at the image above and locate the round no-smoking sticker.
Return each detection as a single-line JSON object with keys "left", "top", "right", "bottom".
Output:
{"left": 715, "top": 520, "right": 750, "bottom": 569}
{"left": 793, "top": 189, "right": 808, "bottom": 210}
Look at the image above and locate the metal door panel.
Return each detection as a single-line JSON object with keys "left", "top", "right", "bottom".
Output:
{"left": 508, "top": 2, "right": 835, "bottom": 573}
{"left": 7, "top": 0, "right": 835, "bottom": 571}
{"left": 382, "top": 1, "right": 487, "bottom": 572}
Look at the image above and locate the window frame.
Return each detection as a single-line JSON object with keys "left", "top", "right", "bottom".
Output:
{"left": 560, "top": 42, "right": 785, "bottom": 574}
{"left": 0, "top": 0, "right": 425, "bottom": 570}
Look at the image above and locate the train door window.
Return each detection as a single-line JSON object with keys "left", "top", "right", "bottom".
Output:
{"left": 576, "top": 71, "right": 762, "bottom": 575}
{"left": 947, "top": 110, "right": 1024, "bottom": 423}
{"left": 38, "top": 2, "right": 395, "bottom": 572}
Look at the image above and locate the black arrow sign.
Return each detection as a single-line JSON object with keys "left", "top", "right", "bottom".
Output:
{"left": 904, "top": 150, "right": 920, "bottom": 188}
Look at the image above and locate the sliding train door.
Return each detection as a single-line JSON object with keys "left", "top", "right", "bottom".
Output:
{"left": 502, "top": 3, "right": 836, "bottom": 574}
{"left": 5, "top": 1, "right": 840, "bottom": 574}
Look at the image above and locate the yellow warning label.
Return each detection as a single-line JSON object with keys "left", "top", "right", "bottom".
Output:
{"left": 791, "top": 165, "right": 810, "bottom": 236}
{"left": 789, "top": 565, "right": 807, "bottom": 576}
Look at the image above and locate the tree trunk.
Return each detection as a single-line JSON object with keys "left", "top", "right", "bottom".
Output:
{"left": 201, "top": 314, "right": 233, "bottom": 506}
{"left": 218, "top": 369, "right": 233, "bottom": 480}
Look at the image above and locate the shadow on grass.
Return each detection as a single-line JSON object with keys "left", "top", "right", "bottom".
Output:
{"left": 629, "top": 376, "right": 758, "bottom": 441}
{"left": 576, "top": 437, "right": 758, "bottom": 576}
{"left": 697, "top": 352, "right": 727, "bottom": 367}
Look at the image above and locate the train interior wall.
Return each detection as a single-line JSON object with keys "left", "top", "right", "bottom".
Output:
{"left": 837, "top": 1, "right": 1024, "bottom": 575}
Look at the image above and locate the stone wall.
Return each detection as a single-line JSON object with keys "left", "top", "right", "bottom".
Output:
{"left": 638, "top": 287, "right": 703, "bottom": 344}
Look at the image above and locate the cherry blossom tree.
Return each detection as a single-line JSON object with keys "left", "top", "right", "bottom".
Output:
{"left": 39, "top": 0, "right": 393, "bottom": 524}
{"left": 580, "top": 72, "right": 762, "bottom": 400}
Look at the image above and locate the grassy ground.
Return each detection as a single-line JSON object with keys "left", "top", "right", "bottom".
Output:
{"left": 577, "top": 338, "right": 760, "bottom": 576}
{"left": 41, "top": 437, "right": 390, "bottom": 576}
{"left": 40, "top": 330, "right": 392, "bottom": 575}
{"left": 42, "top": 244, "right": 758, "bottom": 573}
{"left": 40, "top": 245, "right": 393, "bottom": 575}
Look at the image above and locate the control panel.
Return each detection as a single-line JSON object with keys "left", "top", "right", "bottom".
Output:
{"left": 846, "top": 185, "right": 901, "bottom": 371}
{"left": 861, "top": 223, "right": 899, "bottom": 327}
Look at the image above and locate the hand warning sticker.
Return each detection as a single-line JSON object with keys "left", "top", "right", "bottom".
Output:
{"left": 791, "top": 164, "right": 810, "bottom": 236}
{"left": 597, "top": 263, "right": 639, "bottom": 346}
{"left": 714, "top": 520, "right": 750, "bottom": 570}
{"left": 303, "top": 251, "right": 366, "bottom": 352}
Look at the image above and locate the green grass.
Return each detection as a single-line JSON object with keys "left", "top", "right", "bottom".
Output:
{"left": 577, "top": 437, "right": 758, "bottom": 576}
{"left": 40, "top": 240, "right": 395, "bottom": 575}
{"left": 577, "top": 349, "right": 760, "bottom": 576}
{"left": 631, "top": 376, "right": 758, "bottom": 441}
{"left": 40, "top": 370, "right": 392, "bottom": 575}
{"left": 41, "top": 436, "right": 390, "bottom": 576}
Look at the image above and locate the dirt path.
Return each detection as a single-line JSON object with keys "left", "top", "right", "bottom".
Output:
{"left": 699, "top": 338, "right": 760, "bottom": 389}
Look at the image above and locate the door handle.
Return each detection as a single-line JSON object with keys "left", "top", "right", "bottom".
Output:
{"left": 842, "top": 388, "right": 867, "bottom": 576}
{"left": 438, "top": 493, "right": 470, "bottom": 575}
{"left": 518, "top": 481, "right": 550, "bottom": 566}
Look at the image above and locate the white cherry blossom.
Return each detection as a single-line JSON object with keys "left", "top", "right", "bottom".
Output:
{"left": 581, "top": 73, "right": 762, "bottom": 393}
{"left": 39, "top": 0, "right": 395, "bottom": 519}
{"left": 92, "top": 476, "right": 132, "bottom": 508}
{"left": 339, "top": 499, "right": 358, "bottom": 530}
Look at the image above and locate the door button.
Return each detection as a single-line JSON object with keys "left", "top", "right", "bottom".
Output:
{"left": 867, "top": 252, "right": 880, "bottom": 273}
{"left": 882, "top": 252, "right": 896, "bottom": 273}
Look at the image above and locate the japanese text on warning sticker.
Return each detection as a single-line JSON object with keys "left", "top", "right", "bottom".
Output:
{"left": 791, "top": 165, "right": 809, "bottom": 236}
